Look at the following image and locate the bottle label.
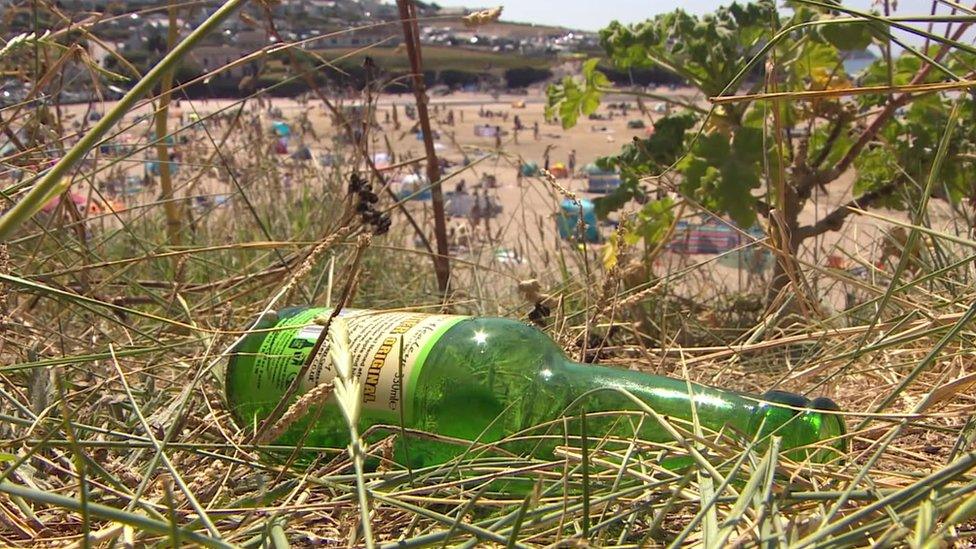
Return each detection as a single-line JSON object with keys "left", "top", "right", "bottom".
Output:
{"left": 277, "top": 308, "right": 465, "bottom": 421}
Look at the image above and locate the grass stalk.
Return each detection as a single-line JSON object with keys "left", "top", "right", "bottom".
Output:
{"left": 0, "top": 481, "right": 235, "bottom": 549}
{"left": 395, "top": 0, "right": 451, "bottom": 295}
{"left": 152, "top": 0, "right": 183, "bottom": 250}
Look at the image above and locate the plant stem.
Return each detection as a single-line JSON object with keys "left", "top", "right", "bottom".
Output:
{"left": 396, "top": 0, "right": 451, "bottom": 296}
{"left": 152, "top": 0, "right": 183, "bottom": 250}
{"left": 0, "top": 481, "right": 235, "bottom": 549}
{"left": 350, "top": 434, "right": 376, "bottom": 549}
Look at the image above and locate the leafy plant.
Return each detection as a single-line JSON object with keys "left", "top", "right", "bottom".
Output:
{"left": 547, "top": 0, "right": 976, "bottom": 301}
{"left": 546, "top": 58, "right": 609, "bottom": 129}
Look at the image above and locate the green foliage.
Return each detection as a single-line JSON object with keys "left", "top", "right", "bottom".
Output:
{"left": 504, "top": 67, "right": 553, "bottom": 88}
{"left": 853, "top": 45, "right": 976, "bottom": 209}
{"left": 791, "top": 41, "right": 841, "bottom": 83}
{"left": 602, "top": 197, "right": 677, "bottom": 269}
{"left": 552, "top": 0, "right": 861, "bottom": 237}
{"left": 857, "top": 93, "right": 976, "bottom": 209}
{"left": 587, "top": 113, "right": 698, "bottom": 255}
{"left": 598, "top": 1, "right": 777, "bottom": 98}
{"left": 858, "top": 49, "right": 945, "bottom": 109}
{"left": 852, "top": 146, "right": 902, "bottom": 208}
{"left": 545, "top": 59, "right": 608, "bottom": 129}
{"left": 680, "top": 127, "right": 765, "bottom": 227}
{"left": 635, "top": 197, "right": 676, "bottom": 243}
{"left": 858, "top": 48, "right": 976, "bottom": 107}
{"left": 548, "top": 0, "right": 976, "bottom": 271}
{"left": 818, "top": 19, "right": 877, "bottom": 51}
{"left": 594, "top": 112, "right": 768, "bottom": 229}
{"left": 439, "top": 69, "right": 480, "bottom": 88}
{"left": 597, "top": 62, "right": 685, "bottom": 87}
{"left": 808, "top": 121, "right": 852, "bottom": 168}
{"left": 593, "top": 112, "right": 698, "bottom": 218}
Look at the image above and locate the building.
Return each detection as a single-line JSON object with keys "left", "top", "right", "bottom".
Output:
{"left": 316, "top": 27, "right": 401, "bottom": 48}
{"left": 190, "top": 45, "right": 254, "bottom": 79}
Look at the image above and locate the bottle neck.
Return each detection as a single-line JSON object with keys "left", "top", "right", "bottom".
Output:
{"left": 558, "top": 359, "right": 761, "bottom": 437}
{"left": 557, "top": 360, "right": 845, "bottom": 462}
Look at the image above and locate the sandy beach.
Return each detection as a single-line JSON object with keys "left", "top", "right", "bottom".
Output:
{"left": 17, "top": 86, "right": 955, "bottom": 309}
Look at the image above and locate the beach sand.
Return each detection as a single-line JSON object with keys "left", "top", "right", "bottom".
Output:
{"left": 28, "top": 88, "right": 957, "bottom": 310}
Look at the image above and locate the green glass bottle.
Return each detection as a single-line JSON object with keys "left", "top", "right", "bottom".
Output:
{"left": 225, "top": 307, "right": 846, "bottom": 467}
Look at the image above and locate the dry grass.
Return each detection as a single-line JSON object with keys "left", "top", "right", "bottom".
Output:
{"left": 3, "top": 2, "right": 976, "bottom": 547}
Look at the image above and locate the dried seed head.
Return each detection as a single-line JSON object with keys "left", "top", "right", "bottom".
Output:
{"left": 329, "top": 318, "right": 353, "bottom": 381}
{"left": 188, "top": 460, "right": 227, "bottom": 501}
{"left": 333, "top": 379, "right": 362, "bottom": 427}
{"left": 258, "top": 381, "right": 335, "bottom": 445}
{"left": 462, "top": 6, "right": 503, "bottom": 28}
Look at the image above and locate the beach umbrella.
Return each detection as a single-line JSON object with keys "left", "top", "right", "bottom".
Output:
{"left": 556, "top": 198, "right": 600, "bottom": 243}
{"left": 272, "top": 120, "right": 291, "bottom": 136}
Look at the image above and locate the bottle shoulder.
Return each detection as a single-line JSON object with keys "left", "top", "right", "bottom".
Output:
{"left": 443, "top": 316, "right": 562, "bottom": 349}
{"left": 428, "top": 316, "right": 568, "bottom": 371}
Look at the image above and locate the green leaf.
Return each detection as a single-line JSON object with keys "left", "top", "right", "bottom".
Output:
{"left": 859, "top": 52, "right": 941, "bottom": 107}
{"left": 853, "top": 146, "right": 904, "bottom": 210}
{"left": 582, "top": 57, "right": 600, "bottom": 75}
{"left": 731, "top": 126, "right": 764, "bottom": 165}
{"left": 591, "top": 112, "right": 699, "bottom": 217}
{"left": 808, "top": 122, "right": 853, "bottom": 168}
{"left": 581, "top": 90, "right": 602, "bottom": 116}
{"left": 716, "top": 156, "right": 759, "bottom": 227}
{"left": 695, "top": 132, "right": 731, "bottom": 164}
{"left": 599, "top": 2, "right": 778, "bottom": 96}
{"left": 820, "top": 20, "right": 873, "bottom": 51}
{"left": 594, "top": 185, "right": 635, "bottom": 218}
{"left": 679, "top": 128, "right": 762, "bottom": 227}
{"left": 791, "top": 41, "right": 841, "bottom": 82}
{"left": 544, "top": 61, "right": 606, "bottom": 129}
{"left": 677, "top": 155, "right": 709, "bottom": 198}
{"left": 636, "top": 198, "right": 676, "bottom": 243}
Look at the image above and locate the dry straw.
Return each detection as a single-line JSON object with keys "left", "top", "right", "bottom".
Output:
{"left": 256, "top": 382, "right": 336, "bottom": 446}
{"left": 325, "top": 317, "right": 375, "bottom": 548}
{"left": 5, "top": 1, "right": 976, "bottom": 546}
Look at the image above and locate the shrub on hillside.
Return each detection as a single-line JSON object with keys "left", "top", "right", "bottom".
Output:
{"left": 504, "top": 67, "right": 553, "bottom": 88}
